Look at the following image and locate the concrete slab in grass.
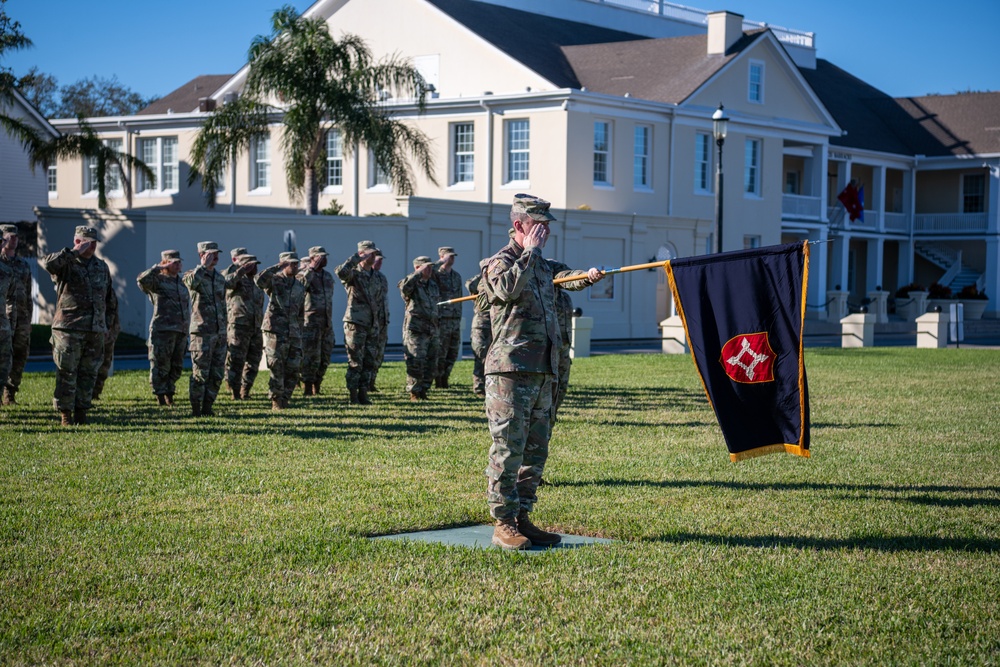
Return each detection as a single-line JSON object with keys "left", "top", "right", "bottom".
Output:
{"left": 372, "top": 524, "right": 615, "bottom": 552}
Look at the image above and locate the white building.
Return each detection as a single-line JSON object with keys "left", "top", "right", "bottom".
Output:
{"left": 38, "top": 0, "right": 1000, "bottom": 336}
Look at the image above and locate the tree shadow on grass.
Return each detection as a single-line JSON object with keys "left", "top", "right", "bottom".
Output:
{"left": 562, "top": 386, "right": 708, "bottom": 414}
{"left": 643, "top": 531, "right": 999, "bottom": 553}
{"left": 553, "top": 478, "right": 1000, "bottom": 496}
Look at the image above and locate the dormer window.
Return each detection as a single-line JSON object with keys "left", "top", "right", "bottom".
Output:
{"left": 749, "top": 61, "right": 764, "bottom": 104}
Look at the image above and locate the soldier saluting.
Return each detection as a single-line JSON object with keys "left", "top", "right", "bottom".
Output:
{"left": 137, "top": 249, "right": 190, "bottom": 406}
{"left": 183, "top": 241, "right": 234, "bottom": 417}
{"left": 38, "top": 226, "right": 116, "bottom": 426}
{"left": 257, "top": 252, "right": 306, "bottom": 410}
{"left": 1, "top": 224, "right": 32, "bottom": 407}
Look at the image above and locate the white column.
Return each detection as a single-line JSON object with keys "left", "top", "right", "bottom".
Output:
{"left": 830, "top": 232, "right": 850, "bottom": 291}
{"left": 984, "top": 236, "right": 1000, "bottom": 319}
{"left": 896, "top": 239, "right": 913, "bottom": 291}
{"left": 875, "top": 166, "right": 887, "bottom": 232}
{"left": 806, "top": 227, "right": 828, "bottom": 320}
{"left": 866, "top": 237, "right": 884, "bottom": 292}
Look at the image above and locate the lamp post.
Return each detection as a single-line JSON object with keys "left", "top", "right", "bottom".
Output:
{"left": 712, "top": 103, "right": 729, "bottom": 254}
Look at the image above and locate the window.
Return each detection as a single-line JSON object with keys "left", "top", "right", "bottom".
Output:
{"left": 695, "top": 132, "right": 711, "bottom": 193}
{"left": 326, "top": 129, "right": 343, "bottom": 188}
{"left": 744, "top": 139, "right": 761, "bottom": 196}
{"left": 251, "top": 135, "right": 271, "bottom": 190}
{"left": 634, "top": 125, "right": 650, "bottom": 188}
{"left": 368, "top": 150, "right": 389, "bottom": 189}
{"left": 593, "top": 121, "right": 611, "bottom": 185}
{"left": 137, "top": 136, "right": 180, "bottom": 193}
{"left": 962, "top": 173, "right": 985, "bottom": 213}
{"left": 505, "top": 119, "right": 529, "bottom": 183}
{"left": 749, "top": 61, "right": 764, "bottom": 103}
{"left": 47, "top": 165, "right": 57, "bottom": 195}
{"left": 785, "top": 171, "right": 799, "bottom": 194}
{"left": 451, "top": 122, "right": 474, "bottom": 185}
{"left": 744, "top": 235, "right": 761, "bottom": 249}
{"left": 86, "top": 138, "right": 123, "bottom": 194}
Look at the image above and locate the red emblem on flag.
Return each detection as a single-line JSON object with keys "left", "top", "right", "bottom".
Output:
{"left": 719, "top": 332, "right": 775, "bottom": 384}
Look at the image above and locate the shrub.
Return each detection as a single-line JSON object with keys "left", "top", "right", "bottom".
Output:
{"left": 957, "top": 284, "right": 988, "bottom": 300}
{"left": 928, "top": 282, "right": 952, "bottom": 299}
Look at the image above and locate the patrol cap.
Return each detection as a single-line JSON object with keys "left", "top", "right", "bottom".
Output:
{"left": 358, "top": 240, "right": 378, "bottom": 253}
{"left": 161, "top": 249, "right": 182, "bottom": 262}
{"left": 438, "top": 246, "right": 457, "bottom": 257}
{"left": 75, "top": 226, "right": 100, "bottom": 241}
{"left": 413, "top": 255, "right": 434, "bottom": 268}
{"left": 197, "top": 241, "right": 220, "bottom": 254}
{"left": 374, "top": 248, "right": 384, "bottom": 258}
{"left": 230, "top": 246, "right": 248, "bottom": 259}
{"left": 308, "top": 246, "right": 328, "bottom": 257}
{"left": 0, "top": 224, "right": 17, "bottom": 237}
{"left": 279, "top": 251, "right": 300, "bottom": 263}
{"left": 511, "top": 193, "right": 556, "bottom": 222}
{"left": 238, "top": 254, "right": 260, "bottom": 266}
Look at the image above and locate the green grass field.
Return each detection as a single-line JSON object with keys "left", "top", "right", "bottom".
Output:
{"left": 1, "top": 349, "right": 998, "bottom": 665}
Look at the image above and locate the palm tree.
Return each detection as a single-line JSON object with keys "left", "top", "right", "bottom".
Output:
{"left": 0, "top": 0, "right": 42, "bottom": 160}
{"left": 189, "top": 5, "right": 436, "bottom": 215}
{"left": 31, "top": 118, "right": 155, "bottom": 210}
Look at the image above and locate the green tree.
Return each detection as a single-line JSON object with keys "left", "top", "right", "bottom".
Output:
{"left": 189, "top": 5, "right": 436, "bottom": 215}
{"left": 0, "top": 0, "right": 37, "bottom": 148}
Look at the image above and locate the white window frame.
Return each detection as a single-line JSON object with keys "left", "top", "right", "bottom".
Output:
{"left": 695, "top": 132, "right": 712, "bottom": 194}
{"left": 744, "top": 235, "right": 761, "bottom": 249}
{"left": 633, "top": 124, "right": 651, "bottom": 190}
{"left": 449, "top": 121, "right": 475, "bottom": 188}
{"left": 748, "top": 60, "right": 765, "bottom": 104}
{"left": 47, "top": 164, "right": 58, "bottom": 199}
{"left": 85, "top": 138, "right": 124, "bottom": 197}
{"left": 249, "top": 134, "right": 271, "bottom": 193}
{"left": 137, "top": 136, "right": 180, "bottom": 195}
{"left": 324, "top": 128, "right": 343, "bottom": 193}
{"left": 961, "top": 173, "right": 986, "bottom": 213}
{"left": 744, "top": 138, "right": 762, "bottom": 198}
{"left": 504, "top": 118, "right": 530, "bottom": 186}
{"left": 593, "top": 120, "right": 612, "bottom": 186}
{"left": 367, "top": 150, "right": 390, "bottom": 192}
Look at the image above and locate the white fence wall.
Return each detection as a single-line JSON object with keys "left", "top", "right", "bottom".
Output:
{"left": 35, "top": 199, "right": 708, "bottom": 344}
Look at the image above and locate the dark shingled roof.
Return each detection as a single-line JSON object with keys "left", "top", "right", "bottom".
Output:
{"left": 563, "top": 30, "right": 765, "bottom": 105}
{"left": 800, "top": 60, "right": 1000, "bottom": 157}
{"left": 137, "top": 75, "right": 233, "bottom": 115}
{"left": 424, "top": 0, "right": 646, "bottom": 89}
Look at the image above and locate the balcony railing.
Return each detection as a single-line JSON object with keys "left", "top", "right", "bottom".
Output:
{"left": 849, "top": 210, "right": 879, "bottom": 230}
{"left": 781, "top": 194, "right": 822, "bottom": 219}
{"left": 914, "top": 212, "right": 988, "bottom": 233}
{"left": 883, "top": 212, "right": 908, "bottom": 232}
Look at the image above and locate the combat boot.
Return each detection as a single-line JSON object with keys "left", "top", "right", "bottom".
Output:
{"left": 410, "top": 392, "right": 420, "bottom": 402}
{"left": 156, "top": 394, "right": 167, "bottom": 406}
{"left": 190, "top": 397, "right": 202, "bottom": 418}
{"left": 439, "top": 376, "right": 449, "bottom": 389}
{"left": 302, "top": 382, "right": 314, "bottom": 397}
{"left": 74, "top": 409, "right": 88, "bottom": 426}
{"left": 313, "top": 380, "right": 322, "bottom": 395}
{"left": 60, "top": 410, "right": 75, "bottom": 426}
{"left": 2, "top": 386, "right": 16, "bottom": 405}
{"left": 434, "top": 377, "right": 444, "bottom": 389}
{"left": 202, "top": 396, "right": 215, "bottom": 417}
{"left": 239, "top": 387, "right": 250, "bottom": 400}
{"left": 271, "top": 397, "right": 283, "bottom": 411}
{"left": 358, "top": 387, "right": 371, "bottom": 405}
{"left": 231, "top": 386, "right": 241, "bottom": 400}
{"left": 368, "top": 382, "right": 380, "bottom": 394}
{"left": 492, "top": 518, "right": 531, "bottom": 550}
{"left": 516, "top": 511, "right": 561, "bottom": 547}
{"left": 165, "top": 393, "right": 175, "bottom": 406}
{"left": 349, "top": 388, "right": 359, "bottom": 405}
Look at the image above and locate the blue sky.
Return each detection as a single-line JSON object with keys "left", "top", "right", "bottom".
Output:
{"left": 4, "top": 0, "right": 998, "bottom": 104}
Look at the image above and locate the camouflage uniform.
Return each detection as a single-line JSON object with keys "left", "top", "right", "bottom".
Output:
{"left": 465, "top": 273, "right": 492, "bottom": 397}
{"left": 369, "top": 261, "right": 390, "bottom": 391}
{"left": 433, "top": 248, "right": 463, "bottom": 388}
{"left": 297, "top": 246, "right": 336, "bottom": 393}
{"left": 398, "top": 256, "right": 440, "bottom": 398}
{"left": 480, "top": 199, "right": 593, "bottom": 522}
{"left": 335, "top": 241, "right": 382, "bottom": 403}
{"left": 225, "top": 255, "right": 264, "bottom": 399}
{"left": 37, "top": 226, "right": 115, "bottom": 423}
{"left": 548, "top": 261, "right": 577, "bottom": 426}
{"left": 0, "top": 257, "right": 16, "bottom": 394}
{"left": 92, "top": 288, "right": 120, "bottom": 399}
{"left": 183, "top": 242, "right": 233, "bottom": 416}
{"left": 137, "top": 252, "right": 190, "bottom": 402}
{"left": 1, "top": 224, "right": 33, "bottom": 405}
{"left": 257, "top": 253, "right": 306, "bottom": 408}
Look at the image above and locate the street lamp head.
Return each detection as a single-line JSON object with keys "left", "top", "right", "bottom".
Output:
{"left": 712, "top": 103, "right": 729, "bottom": 142}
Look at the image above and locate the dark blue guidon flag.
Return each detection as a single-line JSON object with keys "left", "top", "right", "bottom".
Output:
{"left": 665, "top": 242, "right": 810, "bottom": 461}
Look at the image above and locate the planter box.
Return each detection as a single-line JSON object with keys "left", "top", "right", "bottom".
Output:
{"left": 896, "top": 290, "right": 929, "bottom": 321}
{"left": 960, "top": 299, "right": 988, "bottom": 320}
{"left": 927, "top": 298, "right": 954, "bottom": 314}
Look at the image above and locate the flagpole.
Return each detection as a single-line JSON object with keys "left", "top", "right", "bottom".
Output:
{"left": 436, "top": 260, "right": 668, "bottom": 306}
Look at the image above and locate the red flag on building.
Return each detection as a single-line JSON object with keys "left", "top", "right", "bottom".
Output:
{"left": 837, "top": 181, "right": 863, "bottom": 222}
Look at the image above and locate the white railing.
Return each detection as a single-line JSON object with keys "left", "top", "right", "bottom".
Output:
{"left": 782, "top": 194, "right": 822, "bottom": 219}
{"left": 849, "top": 210, "right": 879, "bottom": 230}
{"left": 914, "top": 213, "right": 988, "bottom": 233}
{"left": 584, "top": 0, "right": 815, "bottom": 48}
{"left": 883, "top": 212, "right": 909, "bottom": 232}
